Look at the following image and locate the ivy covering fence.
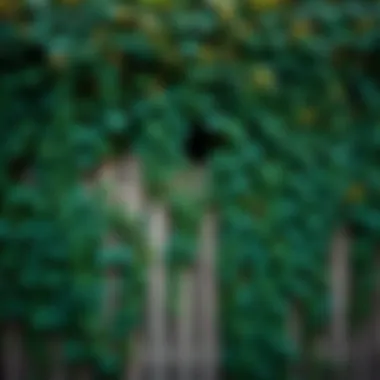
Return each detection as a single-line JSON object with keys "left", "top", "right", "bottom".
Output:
{"left": 1, "top": 0, "right": 380, "bottom": 379}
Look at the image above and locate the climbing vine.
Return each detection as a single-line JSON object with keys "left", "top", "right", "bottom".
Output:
{"left": 2, "top": 1, "right": 380, "bottom": 379}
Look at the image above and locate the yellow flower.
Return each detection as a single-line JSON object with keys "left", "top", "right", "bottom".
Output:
{"left": 251, "top": 65, "right": 277, "bottom": 90}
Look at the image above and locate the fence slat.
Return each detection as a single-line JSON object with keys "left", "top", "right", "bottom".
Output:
{"left": 370, "top": 254, "right": 380, "bottom": 378}
{"left": 146, "top": 203, "right": 169, "bottom": 380}
{"left": 98, "top": 164, "right": 121, "bottom": 331}
{"left": 287, "top": 306, "right": 304, "bottom": 378}
{"left": 113, "top": 155, "right": 148, "bottom": 380}
{"left": 125, "top": 331, "right": 144, "bottom": 380}
{"left": 177, "top": 271, "right": 195, "bottom": 380}
{"left": 2, "top": 325, "right": 25, "bottom": 380}
{"left": 330, "top": 228, "right": 350, "bottom": 370}
{"left": 114, "top": 155, "right": 144, "bottom": 217}
{"left": 49, "top": 339, "right": 66, "bottom": 380}
{"left": 197, "top": 212, "right": 218, "bottom": 380}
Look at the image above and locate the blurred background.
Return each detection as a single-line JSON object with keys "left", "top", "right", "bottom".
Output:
{"left": 1, "top": 0, "right": 380, "bottom": 379}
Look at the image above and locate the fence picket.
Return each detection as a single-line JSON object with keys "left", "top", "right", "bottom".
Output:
{"left": 197, "top": 212, "right": 218, "bottom": 380}
{"left": 49, "top": 340, "right": 66, "bottom": 380}
{"left": 146, "top": 203, "right": 169, "bottom": 380}
{"left": 2, "top": 325, "right": 25, "bottom": 380}
{"left": 114, "top": 155, "right": 144, "bottom": 217}
{"left": 330, "top": 229, "right": 350, "bottom": 372}
{"left": 177, "top": 270, "right": 195, "bottom": 380}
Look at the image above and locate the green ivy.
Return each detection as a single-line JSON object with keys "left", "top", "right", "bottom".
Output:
{"left": 3, "top": 1, "right": 380, "bottom": 378}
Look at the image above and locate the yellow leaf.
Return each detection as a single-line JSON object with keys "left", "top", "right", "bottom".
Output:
{"left": 297, "top": 107, "right": 316, "bottom": 126}
{"left": 346, "top": 184, "right": 365, "bottom": 204}
{"left": 139, "top": 0, "right": 172, "bottom": 9}
{"left": 251, "top": 65, "right": 277, "bottom": 90}
{"left": 291, "top": 19, "right": 313, "bottom": 40}
{"left": 214, "top": 4, "right": 235, "bottom": 20}
{"left": 59, "top": 0, "right": 81, "bottom": 6}
{"left": 92, "top": 28, "right": 108, "bottom": 46}
{"left": 209, "top": 0, "right": 236, "bottom": 19}
{"left": 356, "top": 17, "right": 374, "bottom": 33}
{"left": 330, "top": 82, "right": 344, "bottom": 101}
{"left": 112, "top": 5, "right": 134, "bottom": 24}
{"left": 0, "top": 0, "right": 19, "bottom": 15}
{"left": 232, "top": 21, "right": 254, "bottom": 40}
{"left": 140, "top": 12, "right": 162, "bottom": 35}
{"left": 198, "top": 45, "right": 217, "bottom": 63}
{"left": 249, "top": 0, "right": 282, "bottom": 11}
{"left": 49, "top": 52, "right": 68, "bottom": 70}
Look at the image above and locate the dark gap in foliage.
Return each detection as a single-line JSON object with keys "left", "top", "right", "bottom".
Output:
{"left": 185, "top": 121, "right": 226, "bottom": 164}
{"left": 346, "top": 221, "right": 367, "bottom": 240}
{"left": 0, "top": 41, "right": 46, "bottom": 73}
{"left": 120, "top": 54, "right": 185, "bottom": 90}
{"left": 346, "top": 76, "right": 367, "bottom": 116}
{"left": 238, "top": 264, "right": 253, "bottom": 282}
{"left": 119, "top": 54, "right": 132, "bottom": 91}
{"left": 339, "top": 44, "right": 380, "bottom": 116}
{"left": 204, "top": 26, "right": 229, "bottom": 46}
{"left": 21, "top": 42, "right": 46, "bottom": 68}
{"left": 73, "top": 64, "right": 98, "bottom": 99}
{"left": 365, "top": 40, "right": 380, "bottom": 88}
{"left": 121, "top": 53, "right": 161, "bottom": 76}
{"left": 108, "top": 133, "right": 133, "bottom": 159}
{"left": 17, "top": 6, "right": 36, "bottom": 23}
{"left": 159, "top": 62, "right": 186, "bottom": 87}
{"left": 8, "top": 155, "right": 34, "bottom": 182}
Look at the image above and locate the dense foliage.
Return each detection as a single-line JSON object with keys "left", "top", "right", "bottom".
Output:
{"left": 2, "top": 0, "right": 380, "bottom": 378}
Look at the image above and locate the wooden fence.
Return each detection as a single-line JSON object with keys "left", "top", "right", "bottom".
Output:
{"left": 106, "top": 155, "right": 219, "bottom": 380}
{"left": 2, "top": 154, "right": 380, "bottom": 379}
